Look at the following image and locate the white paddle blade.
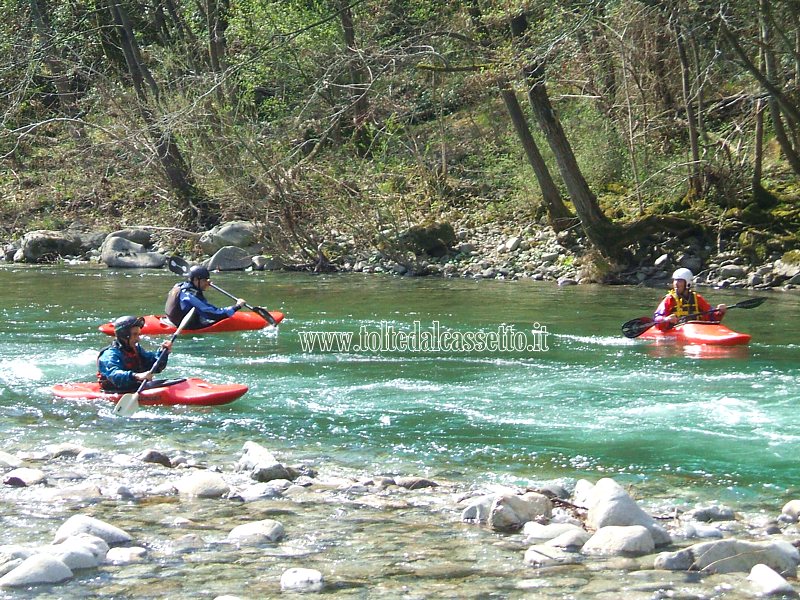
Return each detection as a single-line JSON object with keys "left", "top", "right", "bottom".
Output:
{"left": 113, "top": 393, "right": 140, "bottom": 417}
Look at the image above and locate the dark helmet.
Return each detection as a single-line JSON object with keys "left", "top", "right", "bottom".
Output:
{"left": 113, "top": 315, "right": 145, "bottom": 340}
{"left": 188, "top": 265, "right": 210, "bottom": 281}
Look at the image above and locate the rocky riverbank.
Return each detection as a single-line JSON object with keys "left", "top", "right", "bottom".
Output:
{"left": 2, "top": 440, "right": 800, "bottom": 598}
{"left": 3, "top": 220, "right": 800, "bottom": 292}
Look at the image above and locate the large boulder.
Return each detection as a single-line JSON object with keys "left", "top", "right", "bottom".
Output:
{"left": 173, "top": 472, "right": 230, "bottom": 498}
{"left": 488, "top": 492, "right": 552, "bottom": 532}
{"left": 584, "top": 478, "right": 671, "bottom": 546}
{"left": 207, "top": 246, "right": 253, "bottom": 271}
{"left": 774, "top": 251, "right": 800, "bottom": 279}
{"left": 19, "top": 230, "right": 81, "bottom": 263}
{"left": 100, "top": 236, "right": 166, "bottom": 268}
{"left": 581, "top": 525, "right": 655, "bottom": 556}
{"left": 200, "top": 221, "right": 260, "bottom": 255}
{"left": 655, "top": 539, "right": 799, "bottom": 575}
{"left": 227, "top": 520, "right": 285, "bottom": 545}
{"left": 236, "top": 441, "right": 292, "bottom": 483}
{"left": 54, "top": 515, "right": 132, "bottom": 546}
{"left": 106, "top": 228, "right": 152, "bottom": 246}
{"left": 0, "top": 555, "right": 72, "bottom": 587}
{"left": 399, "top": 222, "right": 456, "bottom": 257}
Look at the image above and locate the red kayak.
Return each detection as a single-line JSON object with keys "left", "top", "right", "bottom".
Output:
{"left": 637, "top": 321, "right": 751, "bottom": 346}
{"left": 98, "top": 311, "right": 284, "bottom": 336}
{"left": 52, "top": 378, "right": 248, "bottom": 407}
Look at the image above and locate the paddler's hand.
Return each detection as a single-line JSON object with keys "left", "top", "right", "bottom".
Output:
{"left": 160, "top": 340, "right": 173, "bottom": 352}
{"left": 135, "top": 371, "right": 154, "bottom": 382}
{"left": 716, "top": 304, "right": 727, "bottom": 317}
{"left": 234, "top": 299, "right": 246, "bottom": 311}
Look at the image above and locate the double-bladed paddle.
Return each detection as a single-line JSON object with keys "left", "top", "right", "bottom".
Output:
{"left": 167, "top": 256, "right": 277, "bottom": 326}
{"left": 112, "top": 307, "right": 196, "bottom": 417}
{"left": 621, "top": 296, "right": 768, "bottom": 339}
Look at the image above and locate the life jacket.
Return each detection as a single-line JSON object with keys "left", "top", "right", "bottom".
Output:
{"left": 96, "top": 341, "right": 146, "bottom": 390}
{"left": 165, "top": 281, "right": 204, "bottom": 327}
{"left": 668, "top": 289, "right": 699, "bottom": 318}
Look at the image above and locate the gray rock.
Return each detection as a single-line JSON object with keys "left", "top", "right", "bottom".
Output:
{"left": 657, "top": 539, "right": 799, "bottom": 575}
{"left": 460, "top": 494, "right": 495, "bottom": 523}
{"left": 394, "top": 476, "right": 438, "bottom": 490}
{"left": 230, "top": 482, "right": 287, "bottom": 502}
{"left": 0, "top": 450, "right": 22, "bottom": 469}
{"left": 718, "top": 264, "right": 746, "bottom": 279}
{"left": 54, "top": 516, "right": 132, "bottom": 546}
{"left": 207, "top": 246, "right": 253, "bottom": 271}
{"left": 252, "top": 255, "right": 284, "bottom": 271}
{"left": 227, "top": 519, "right": 285, "bottom": 545}
{"left": 280, "top": 567, "right": 324, "bottom": 592}
{"left": 747, "top": 563, "right": 797, "bottom": 596}
{"left": 200, "top": 221, "right": 260, "bottom": 255}
{"left": 105, "top": 547, "right": 147, "bottom": 565}
{"left": 173, "top": 472, "right": 230, "bottom": 498}
{"left": 685, "top": 504, "right": 735, "bottom": 522}
{"left": 3, "top": 467, "right": 46, "bottom": 486}
{"left": 585, "top": 478, "right": 671, "bottom": 546}
{"left": 654, "top": 548, "right": 694, "bottom": 571}
{"left": 488, "top": 493, "right": 552, "bottom": 532}
{"left": 106, "top": 228, "right": 152, "bottom": 246}
{"left": 20, "top": 230, "right": 81, "bottom": 263}
{"left": 100, "top": 236, "right": 166, "bottom": 268}
{"left": 524, "top": 545, "right": 582, "bottom": 567}
{"left": 523, "top": 522, "right": 585, "bottom": 543}
{"left": 683, "top": 522, "right": 724, "bottom": 539}
{"left": 582, "top": 525, "right": 655, "bottom": 556}
{"left": 782, "top": 499, "right": 800, "bottom": 522}
{"left": 137, "top": 449, "right": 172, "bottom": 468}
{"left": 236, "top": 441, "right": 292, "bottom": 482}
{"left": 0, "top": 555, "right": 72, "bottom": 587}
{"left": 545, "top": 529, "right": 592, "bottom": 550}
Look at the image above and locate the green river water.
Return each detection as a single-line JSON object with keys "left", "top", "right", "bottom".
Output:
{"left": 1, "top": 265, "right": 799, "bottom": 598}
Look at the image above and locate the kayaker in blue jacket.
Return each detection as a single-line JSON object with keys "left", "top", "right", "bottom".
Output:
{"left": 97, "top": 316, "right": 173, "bottom": 391}
{"left": 164, "top": 265, "right": 245, "bottom": 330}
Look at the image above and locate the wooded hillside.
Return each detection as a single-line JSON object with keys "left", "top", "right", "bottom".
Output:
{"left": 1, "top": 0, "right": 799, "bottom": 273}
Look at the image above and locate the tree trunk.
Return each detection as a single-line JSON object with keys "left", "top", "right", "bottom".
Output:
{"left": 29, "top": 0, "right": 85, "bottom": 140}
{"left": 523, "top": 63, "right": 623, "bottom": 259}
{"left": 671, "top": 15, "right": 702, "bottom": 199}
{"left": 758, "top": 0, "right": 800, "bottom": 175}
{"left": 753, "top": 98, "right": 766, "bottom": 197}
{"left": 498, "top": 81, "right": 573, "bottom": 231}
{"left": 108, "top": 0, "right": 220, "bottom": 228}
{"left": 337, "top": 0, "right": 370, "bottom": 151}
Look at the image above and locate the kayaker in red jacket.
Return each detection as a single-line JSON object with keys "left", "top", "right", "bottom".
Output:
{"left": 654, "top": 268, "right": 727, "bottom": 331}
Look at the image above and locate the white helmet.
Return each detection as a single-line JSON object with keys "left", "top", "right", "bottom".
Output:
{"left": 671, "top": 267, "right": 693, "bottom": 286}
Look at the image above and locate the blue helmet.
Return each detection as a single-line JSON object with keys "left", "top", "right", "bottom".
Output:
{"left": 188, "top": 265, "right": 210, "bottom": 281}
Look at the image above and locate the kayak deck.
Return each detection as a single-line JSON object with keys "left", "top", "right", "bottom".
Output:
{"left": 99, "top": 311, "right": 284, "bottom": 336}
{"left": 638, "top": 321, "right": 751, "bottom": 346}
{"left": 52, "top": 378, "right": 248, "bottom": 407}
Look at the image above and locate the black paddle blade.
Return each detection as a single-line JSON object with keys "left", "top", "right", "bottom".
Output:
{"left": 621, "top": 316, "right": 655, "bottom": 339}
{"left": 253, "top": 305, "right": 277, "bottom": 326}
{"left": 731, "top": 297, "right": 767, "bottom": 310}
{"left": 167, "top": 255, "right": 190, "bottom": 276}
